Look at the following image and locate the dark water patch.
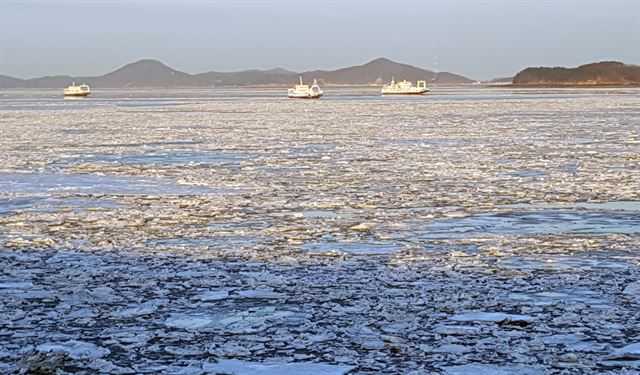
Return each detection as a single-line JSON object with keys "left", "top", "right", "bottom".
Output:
{"left": 57, "top": 150, "right": 247, "bottom": 166}
{"left": 293, "top": 143, "right": 336, "bottom": 155}
{"left": 558, "top": 163, "right": 578, "bottom": 174}
{"left": 301, "top": 241, "right": 404, "bottom": 254}
{"left": 498, "top": 253, "right": 635, "bottom": 272}
{"left": 147, "top": 235, "right": 269, "bottom": 247}
{"left": 505, "top": 288, "right": 610, "bottom": 308}
{"left": 421, "top": 244, "right": 479, "bottom": 254}
{"left": 62, "top": 128, "right": 99, "bottom": 135}
{"left": 418, "top": 209, "right": 639, "bottom": 239}
{"left": 607, "top": 167, "right": 638, "bottom": 173}
{"left": 0, "top": 97, "right": 111, "bottom": 111}
{"left": 91, "top": 140, "right": 202, "bottom": 148}
{"left": 258, "top": 166, "right": 310, "bottom": 175}
{"left": 501, "top": 201, "right": 640, "bottom": 212}
{"left": 116, "top": 101, "right": 189, "bottom": 108}
{"left": 208, "top": 221, "right": 270, "bottom": 230}
{"left": 0, "top": 173, "right": 213, "bottom": 195}
{"left": 502, "top": 170, "right": 550, "bottom": 178}
{"left": 388, "top": 138, "right": 472, "bottom": 147}
{"left": 0, "top": 196, "right": 122, "bottom": 216}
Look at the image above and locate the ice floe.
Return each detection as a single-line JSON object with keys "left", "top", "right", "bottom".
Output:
{"left": 36, "top": 341, "right": 110, "bottom": 360}
{"left": 450, "top": 312, "right": 536, "bottom": 323}
{"left": 202, "top": 359, "right": 354, "bottom": 375}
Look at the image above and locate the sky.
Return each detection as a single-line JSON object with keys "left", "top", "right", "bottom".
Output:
{"left": 1, "top": 0, "right": 639, "bottom": 80}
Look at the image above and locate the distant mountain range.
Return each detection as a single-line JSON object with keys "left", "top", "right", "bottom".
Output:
{"left": 301, "top": 58, "right": 472, "bottom": 85}
{"left": 513, "top": 61, "right": 640, "bottom": 85}
{"left": 0, "top": 58, "right": 474, "bottom": 88}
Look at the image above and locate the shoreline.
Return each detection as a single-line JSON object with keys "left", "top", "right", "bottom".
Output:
{"left": 1, "top": 83, "right": 639, "bottom": 91}
{"left": 490, "top": 83, "right": 640, "bottom": 88}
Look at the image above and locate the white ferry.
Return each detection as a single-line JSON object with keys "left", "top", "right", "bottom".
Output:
{"left": 63, "top": 82, "right": 91, "bottom": 97}
{"left": 288, "top": 77, "right": 323, "bottom": 99}
{"left": 381, "top": 78, "right": 429, "bottom": 95}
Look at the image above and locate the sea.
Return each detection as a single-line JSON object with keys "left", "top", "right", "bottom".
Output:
{"left": 1, "top": 86, "right": 639, "bottom": 373}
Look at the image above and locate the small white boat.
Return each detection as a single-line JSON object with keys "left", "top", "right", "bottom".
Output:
{"left": 63, "top": 82, "right": 91, "bottom": 97}
{"left": 288, "top": 77, "right": 323, "bottom": 99}
{"left": 381, "top": 78, "right": 429, "bottom": 95}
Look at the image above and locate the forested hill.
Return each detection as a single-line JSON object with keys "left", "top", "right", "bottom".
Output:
{"left": 513, "top": 61, "right": 640, "bottom": 85}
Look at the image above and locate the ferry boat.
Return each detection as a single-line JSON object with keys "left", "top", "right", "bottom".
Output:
{"left": 381, "top": 78, "right": 429, "bottom": 95}
{"left": 288, "top": 77, "right": 323, "bottom": 99}
{"left": 63, "top": 82, "right": 91, "bottom": 97}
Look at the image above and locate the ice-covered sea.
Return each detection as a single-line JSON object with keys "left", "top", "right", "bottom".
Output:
{"left": 1, "top": 87, "right": 639, "bottom": 374}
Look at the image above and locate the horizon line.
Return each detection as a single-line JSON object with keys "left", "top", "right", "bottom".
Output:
{"left": 3, "top": 57, "right": 476, "bottom": 81}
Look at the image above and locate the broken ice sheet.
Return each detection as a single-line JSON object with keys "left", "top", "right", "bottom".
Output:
{"left": 111, "top": 305, "right": 157, "bottom": 318}
{"left": 430, "top": 344, "right": 472, "bottom": 353}
{"left": 0, "top": 281, "right": 34, "bottom": 289}
{"left": 449, "top": 312, "right": 536, "bottom": 323}
{"left": 301, "top": 241, "right": 403, "bottom": 254}
{"left": 443, "top": 364, "right": 546, "bottom": 375}
{"left": 418, "top": 209, "right": 640, "bottom": 239}
{"left": 197, "top": 290, "right": 230, "bottom": 301}
{"left": 235, "top": 290, "right": 284, "bottom": 299}
{"left": 0, "top": 172, "right": 213, "bottom": 195}
{"left": 610, "top": 342, "right": 640, "bottom": 359}
{"left": 165, "top": 307, "right": 303, "bottom": 334}
{"left": 36, "top": 341, "right": 110, "bottom": 360}
{"left": 202, "top": 359, "right": 354, "bottom": 375}
{"left": 165, "top": 315, "right": 217, "bottom": 330}
{"left": 1, "top": 88, "right": 639, "bottom": 373}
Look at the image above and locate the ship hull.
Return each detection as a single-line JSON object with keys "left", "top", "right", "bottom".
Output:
{"left": 381, "top": 89, "right": 429, "bottom": 95}
{"left": 63, "top": 92, "right": 91, "bottom": 97}
{"left": 288, "top": 94, "right": 323, "bottom": 99}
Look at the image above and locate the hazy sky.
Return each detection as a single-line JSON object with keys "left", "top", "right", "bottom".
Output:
{"left": 1, "top": 0, "right": 639, "bottom": 80}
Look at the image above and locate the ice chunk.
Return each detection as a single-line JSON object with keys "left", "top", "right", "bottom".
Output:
{"left": 623, "top": 282, "right": 640, "bottom": 295}
{"left": 87, "top": 359, "right": 133, "bottom": 374}
{"left": 202, "top": 359, "right": 354, "bottom": 375}
{"left": 444, "top": 364, "right": 545, "bottom": 375}
{"left": 235, "top": 290, "right": 284, "bottom": 299}
{"left": 36, "top": 341, "right": 110, "bottom": 360}
{"left": 198, "top": 290, "right": 230, "bottom": 301}
{"left": 432, "top": 344, "right": 472, "bottom": 353}
{"left": 434, "top": 325, "right": 481, "bottom": 336}
{"left": 350, "top": 223, "right": 371, "bottom": 232}
{"left": 165, "top": 308, "right": 297, "bottom": 333}
{"left": 450, "top": 312, "right": 535, "bottom": 323}
{"left": 216, "top": 307, "right": 295, "bottom": 334}
{"left": 611, "top": 342, "right": 640, "bottom": 359}
{"left": 112, "top": 305, "right": 157, "bottom": 318}
{"left": 0, "top": 281, "right": 34, "bottom": 289}
{"left": 165, "top": 315, "right": 216, "bottom": 330}
{"left": 0, "top": 172, "right": 212, "bottom": 195}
